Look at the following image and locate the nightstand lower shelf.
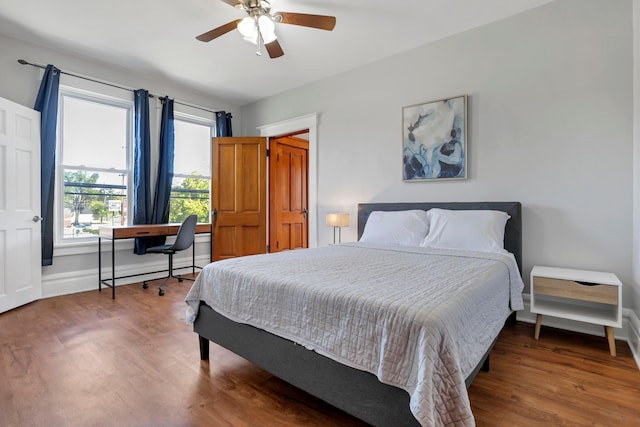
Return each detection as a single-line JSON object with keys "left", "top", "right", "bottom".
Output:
{"left": 533, "top": 314, "right": 616, "bottom": 356}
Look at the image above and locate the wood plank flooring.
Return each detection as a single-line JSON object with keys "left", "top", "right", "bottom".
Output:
{"left": 1, "top": 278, "right": 638, "bottom": 426}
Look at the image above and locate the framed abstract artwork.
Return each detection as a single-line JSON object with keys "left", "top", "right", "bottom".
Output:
{"left": 402, "top": 95, "right": 467, "bottom": 181}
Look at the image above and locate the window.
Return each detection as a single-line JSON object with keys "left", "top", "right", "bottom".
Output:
{"left": 57, "top": 90, "right": 132, "bottom": 242}
{"left": 170, "top": 116, "right": 211, "bottom": 224}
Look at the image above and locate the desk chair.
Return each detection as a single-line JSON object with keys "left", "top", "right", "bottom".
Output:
{"left": 142, "top": 214, "right": 197, "bottom": 296}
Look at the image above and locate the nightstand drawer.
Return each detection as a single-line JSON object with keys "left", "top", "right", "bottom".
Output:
{"left": 533, "top": 276, "right": 618, "bottom": 305}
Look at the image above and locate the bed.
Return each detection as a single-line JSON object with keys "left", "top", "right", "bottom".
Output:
{"left": 185, "top": 201, "right": 524, "bottom": 426}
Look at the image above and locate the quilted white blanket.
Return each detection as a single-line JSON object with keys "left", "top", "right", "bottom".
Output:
{"left": 185, "top": 242, "right": 524, "bottom": 427}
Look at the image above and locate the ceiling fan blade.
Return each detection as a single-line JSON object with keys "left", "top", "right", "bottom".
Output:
{"left": 275, "top": 12, "right": 336, "bottom": 31}
{"left": 196, "top": 19, "right": 242, "bottom": 42}
{"left": 265, "top": 39, "right": 284, "bottom": 59}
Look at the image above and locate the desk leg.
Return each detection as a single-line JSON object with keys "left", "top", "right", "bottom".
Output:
{"left": 111, "top": 238, "right": 115, "bottom": 299}
{"left": 98, "top": 237, "right": 102, "bottom": 292}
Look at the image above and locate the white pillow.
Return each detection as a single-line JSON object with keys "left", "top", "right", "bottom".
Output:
{"left": 359, "top": 210, "right": 429, "bottom": 246}
{"left": 421, "top": 208, "right": 510, "bottom": 253}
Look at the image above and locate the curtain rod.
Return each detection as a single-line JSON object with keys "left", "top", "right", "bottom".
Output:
{"left": 18, "top": 59, "right": 223, "bottom": 115}
{"left": 18, "top": 59, "right": 151, "bottom": 96}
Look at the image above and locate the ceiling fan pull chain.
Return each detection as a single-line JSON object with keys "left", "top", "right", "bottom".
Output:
{"left": 256, "top": 16, "right": 262, "bottom": 56}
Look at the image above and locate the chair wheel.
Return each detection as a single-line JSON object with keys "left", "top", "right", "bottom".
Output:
{"left": 159, "top": 289, "right": 165, "bottom": 296}
{"left": 142, "top": 282, "right": 149, "bottom": 289}
{"left": 178, "top": 277, "right": 184, "bottom": 282}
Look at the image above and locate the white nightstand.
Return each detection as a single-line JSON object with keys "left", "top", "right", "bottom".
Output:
{"left": 530, "top": 265, "right": 622, "bottom": 356}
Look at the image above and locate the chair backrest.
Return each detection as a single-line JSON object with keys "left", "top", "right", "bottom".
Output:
{"left": 172, "top": 214, "right": 198, "bottom": 252}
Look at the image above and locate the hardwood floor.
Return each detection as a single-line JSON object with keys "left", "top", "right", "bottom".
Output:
{"left": 1, "top": 279, "right": 638, "bottom": 426}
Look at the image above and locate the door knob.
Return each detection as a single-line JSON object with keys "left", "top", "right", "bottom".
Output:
{"left": 32, "top": 216, "right": 43, "bottom": 222}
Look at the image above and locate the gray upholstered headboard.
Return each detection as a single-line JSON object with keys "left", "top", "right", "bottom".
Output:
{"left": 357, "top": 202, "right": 522, "bottom": 273}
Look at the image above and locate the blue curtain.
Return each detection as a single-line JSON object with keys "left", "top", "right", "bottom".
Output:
{"left": 147, "top": 97, "right": 175, "bottom": 247}
{"left": 215, "top": 111, "right": 233, "bottom": 137}
{"left": 133, "top": 89, "right": 152, "bottom": 254}
{"left": 34, "top": 64, "right": 60, "bottom": 266}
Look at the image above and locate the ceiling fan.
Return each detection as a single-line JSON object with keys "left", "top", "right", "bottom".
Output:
{"left": 196, "top": 0, "right": 336, "bottom": 59}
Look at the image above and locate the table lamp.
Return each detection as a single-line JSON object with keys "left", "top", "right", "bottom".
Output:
{"left": 326, "top": 213, "right": 349, "bottom": 244}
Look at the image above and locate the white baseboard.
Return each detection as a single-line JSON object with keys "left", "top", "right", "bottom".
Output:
{"left": 626, "top": 308, "right": 640, "bottom": 369}
{"left": 517, "top": 293, "right": 640, "bottom": 369}
{"left": 42, "top": 254, "right": 210, "bottom": 298}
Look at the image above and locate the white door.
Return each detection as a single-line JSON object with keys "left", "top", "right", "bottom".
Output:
{"left": 0, "top": 96, "right": 42, "bottom": 313}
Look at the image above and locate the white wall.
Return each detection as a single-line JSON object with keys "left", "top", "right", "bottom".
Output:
{"left": 241, "top": 0, "right": 635, "bottom": 308}
{"left": 633, "top": 0, "right": 640, "bottom": 319}
{"left": 0, "top": 33, "right": 240, "bottom": 297}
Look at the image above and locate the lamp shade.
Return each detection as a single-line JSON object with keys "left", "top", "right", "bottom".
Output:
{"left": 258, "top": 15, "right": 277, "bottom": 44}
{"left": 237, "top": 16, "right": 256, "bottom": 37}
{"left": 326, "top": 213, "right": 349, "bottom": 227}
{"left": 238, "top": 16, "right": 258, "bottom": 44}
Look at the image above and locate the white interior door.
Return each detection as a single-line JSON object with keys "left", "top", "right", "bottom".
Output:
{"left": 0, "top": 96, "right": 42, "bottom": 313}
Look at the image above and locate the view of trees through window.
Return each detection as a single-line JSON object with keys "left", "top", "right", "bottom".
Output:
{"left": 63, "top": 168, "right": 210, "bottom": 236}
{"left": 169, "top": 175, "right": 209, "bottom": 223}
{"left": 169, "top": 118, "right": 212, "bottom": 224}
{"left": 63, "top": 169, "right": 128, "bottom": 238}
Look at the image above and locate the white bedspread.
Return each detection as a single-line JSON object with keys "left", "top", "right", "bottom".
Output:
{"left": 185, "top": 242, "right": 524, "bottom": 427}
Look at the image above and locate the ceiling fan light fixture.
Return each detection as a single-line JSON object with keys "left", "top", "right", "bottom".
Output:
{"left": 197, "top": 0, "right": 337, "bottom": 59}
{"left": 237, "top": 16, "right": 256, "bottom": 37}
{"left": 258, "top": 15, "right": 277, "bottom": 43}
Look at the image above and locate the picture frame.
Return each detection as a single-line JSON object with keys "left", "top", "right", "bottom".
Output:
{"left": 402, "top": 95, "right": 467, "bottom": 181}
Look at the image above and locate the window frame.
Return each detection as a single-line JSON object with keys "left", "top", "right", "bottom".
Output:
{"left": 55, "top": 86, "right": 134, "bottom": 245}
{"left": 171, "top": 112, "right": 213, "bottom": 224}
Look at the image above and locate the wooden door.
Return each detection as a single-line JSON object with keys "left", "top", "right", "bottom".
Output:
{"left": 0, "top": 97, "right": 42, "bottom": 313}
{"left": 269, "top": 136, "right": 308, "bottom": 252}
{"left": 211, "top": 137, "right": 267, "bottom": 261}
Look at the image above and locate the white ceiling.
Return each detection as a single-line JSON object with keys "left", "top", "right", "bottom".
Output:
{"left": 0, "top": 0, "right": 555, "bottom": 106}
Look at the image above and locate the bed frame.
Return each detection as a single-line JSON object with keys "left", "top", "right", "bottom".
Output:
{"left": 194, "top": 201, "right": 522, "bottom": 426}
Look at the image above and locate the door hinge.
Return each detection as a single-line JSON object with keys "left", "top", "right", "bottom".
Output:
{"left": 266, "top": 244, "right": 270, "bottom": 253}
{"left": 266, "top": 149, "right": 270, "bottom": 157}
